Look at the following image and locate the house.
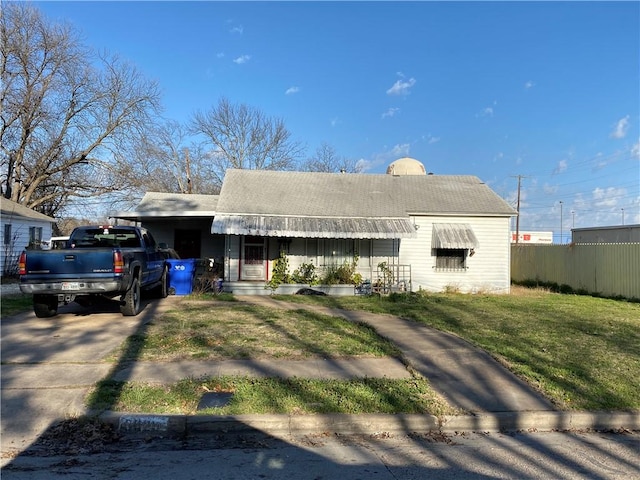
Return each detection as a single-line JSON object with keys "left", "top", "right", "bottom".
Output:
{"left": 1, "top": 197, "right": 55, "bottom": 277}
{"left": 113, "top": 158, "right": 516, "bottom": 294}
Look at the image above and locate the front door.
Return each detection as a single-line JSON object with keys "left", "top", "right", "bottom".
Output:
{"left": 174, "top": 229, "right": 201, "bottom": 259}
{"left": 241, "top": 236, "right": 266, "bottom": 281}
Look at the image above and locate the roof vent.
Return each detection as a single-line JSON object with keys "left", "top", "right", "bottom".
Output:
{"left": 386, "top": 157, "right": 427, "bottom": 176}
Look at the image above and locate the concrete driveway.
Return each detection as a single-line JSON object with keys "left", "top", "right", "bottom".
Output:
{"left": 1, "top": 295, "right": 178, "bottom": 458}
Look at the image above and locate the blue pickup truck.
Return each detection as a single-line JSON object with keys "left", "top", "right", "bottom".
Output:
{"left": 19, "top": 225, "right": 168, "bottom": 318}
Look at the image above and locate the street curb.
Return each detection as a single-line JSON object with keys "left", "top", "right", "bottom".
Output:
{"left": 99, "top": 411, "right": 640, "bottom": 438}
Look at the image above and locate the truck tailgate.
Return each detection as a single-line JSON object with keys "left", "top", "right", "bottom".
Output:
{"left": 24, "top": 249, "right": 117, "bottom": 276}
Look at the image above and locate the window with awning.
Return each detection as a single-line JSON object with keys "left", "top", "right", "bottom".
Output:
{"left": 432, "top": 224, "right": 478, "bottom": 271}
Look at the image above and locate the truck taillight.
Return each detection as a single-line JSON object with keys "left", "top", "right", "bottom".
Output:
{"left": 18, "top": 251, "right": 26, "bottom": 275}
{"left": 113, "top": 251, "right": 124, "bottom": 274}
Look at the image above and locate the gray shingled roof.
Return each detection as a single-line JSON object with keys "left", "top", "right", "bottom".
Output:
{"left": 1, "top": 197, "right": 55, "bottom": 222}
{"left": 113, "top": 171, "right": 516, "bottom": 239}
{"left": 215, "top": 169, "right": 515, "bottom": 216}
{"left": 211, "top": 169, "right": 515, "bottom": 239}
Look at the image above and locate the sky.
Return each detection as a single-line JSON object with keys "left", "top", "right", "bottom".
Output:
{"left": 32, "top": 1, "right": 640, "bottom": 242}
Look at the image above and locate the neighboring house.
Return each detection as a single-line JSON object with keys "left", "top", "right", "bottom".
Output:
{"left": 571, "top": 224, "right": 640, "bottom": 244}
{"left": 113, "top": 158, "right": 517, "bottom": 294}
{"left": 1, "top": 197, "right": 55, "bottom": 277}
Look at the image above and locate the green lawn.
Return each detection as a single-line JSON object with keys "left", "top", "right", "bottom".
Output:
{"left": 276, "top": 288, "right": 640, "bottom": 411}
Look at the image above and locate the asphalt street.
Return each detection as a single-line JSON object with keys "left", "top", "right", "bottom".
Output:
{"left": 2, "top": 430, "right": 639, "bottom": 479}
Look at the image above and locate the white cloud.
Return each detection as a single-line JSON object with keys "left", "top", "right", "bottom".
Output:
{"left": 553, "top": 159, "right": 568, "bottom": 174}
{"left": 427, "top": 134, "right": 440, "bottom": 144}
{"left": 386, "top": 77, "right": 416, "bottom": 96}
{"left": 216, "top": 52, "right": 225, "bottom": 59}
{"left": 476, "top": 101, "right": 497, "bottom": 118}
{"left": 330, "top": 117, "right": 340, "bottom": 127}
{"left": 543, "top": 184, "right": 559, "bottom": 195}
{"left": 285, "top": 86, "right": 300, "bottom": 95}
{"left": 381, "top": 107, "right": 400, "bottom": 119}
{"left": 631, "top": 139, "right": 640, "bottom": 159}
{"left": 524, "top": 80, "right": 535, "bottom": 89}
{"left": 355, "top": 158, "right": 372, "bottom": 172}
{"left": 592, "top": 186, "right": 626, "bottom": 208}
{"left": 233, "top": 55, "right": 251, "bottom": 64}
{"left": 230, "top": 25, "right": 244, "bottom": 34}
{"left": 390, "top": 143, "right": 411, "bottom": 157}
{"left": 610, "top": 115, "right": 630, "bottom": 139}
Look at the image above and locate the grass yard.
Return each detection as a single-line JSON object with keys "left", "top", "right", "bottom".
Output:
{"left": 0, "top": 293, "right": 31, "bottom": 317}
{"left": 95, "top": 300, "right": 457, "bottom": 415}
{"left": 88, "top": 376, "right": 456, "bottom": 416}
{"left": 278, "top": 287, "right": 640, "bottom": 411}
{"left": 111, "top": 301, "right": 401, "bottom": 361}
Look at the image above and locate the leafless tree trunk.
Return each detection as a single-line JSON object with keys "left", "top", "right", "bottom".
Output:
{"left": 190, "top": 97, "right": 304, "bottom": 184}
{"left": 0, "top": 3, "right": 161, "bottom": 217}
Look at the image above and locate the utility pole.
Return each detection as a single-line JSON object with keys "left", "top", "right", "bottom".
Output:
{"left": 559, "top": 200, "right": 563, "bottom": 244}
{"left": 511, "top": 175, "right": 527, "bottom": 244}
{"left": 184, "top": 148, "right": 192, "bottom": 194}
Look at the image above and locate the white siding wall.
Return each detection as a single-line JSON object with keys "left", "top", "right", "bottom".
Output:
{"left": 228, "top": 217, "right": 511, "bottom": 293}
{"left": 1, "top": 218, "right": 53, "bottom": 276}
{"left": 400, "top": 216, "right": 512, "bottom": 293}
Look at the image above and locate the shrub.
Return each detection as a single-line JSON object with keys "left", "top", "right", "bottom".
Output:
{"left": 266, "top": 250, "right": 291, "bottom": 292}
{"left": 291, "top": 261, "right": 318, "bottom": 285}
{"left": 320, "top": 255, "right": 361, "bottom": 285}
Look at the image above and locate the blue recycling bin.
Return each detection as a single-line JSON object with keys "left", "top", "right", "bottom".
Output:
{"left": 167, "top": 258, "right": 197, "bottom": 295}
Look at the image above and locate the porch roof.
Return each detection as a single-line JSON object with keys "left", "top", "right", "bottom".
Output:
{"left": 212, "top": 215, "right": 418, "bottom": 239}
{"left": 111, "top": 192, "right": 219, "bottom": 221}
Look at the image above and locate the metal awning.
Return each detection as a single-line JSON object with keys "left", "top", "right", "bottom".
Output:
{"left": 212, "top": 215, "right": 418, "bottom": 239}
{"left": 432, "top": 223, "right": 479, "bottom": 249}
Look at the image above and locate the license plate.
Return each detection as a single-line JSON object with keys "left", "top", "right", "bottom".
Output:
{"left": 61, "top": 282, "right": 81, "bottom": 291}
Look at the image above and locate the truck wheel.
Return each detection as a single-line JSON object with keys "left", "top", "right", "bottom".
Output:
{"left": 33, "top": 294, "right": 58, "bottom": 318}
{"left": 121, "top": 277, "right": 141, "bottom": 316}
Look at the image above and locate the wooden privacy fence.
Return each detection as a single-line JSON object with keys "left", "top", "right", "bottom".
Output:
{"left": 511, "top": 243, "right": 640, "bottom": 300}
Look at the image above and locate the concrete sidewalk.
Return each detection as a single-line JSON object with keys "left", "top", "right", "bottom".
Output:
{"left": 237, "top": 296, "right": 554, "bottom": 413}
{"left": 112, "top": 357, "right": 411, "bottom": 383}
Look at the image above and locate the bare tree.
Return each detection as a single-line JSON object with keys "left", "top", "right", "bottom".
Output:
{"left": 0, "top": 3, "right": 161, "bottom": 217}
{"left": 128, "top": 120, "right": 221, "bottom": 194}
{"left": 190, "top": 97, "right": 304, "bottom": 185}
{"left": 302, "top": 142, "right": 363, "bottom": 173}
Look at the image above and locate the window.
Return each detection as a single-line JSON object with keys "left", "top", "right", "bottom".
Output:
{"left": 244, "top": 236, "right": 265, "bottom": 265}
{"left": 29, "top": 226, "right": 43, "bottom": 249}
{"left": 434, "top": 248, "right": 467, "bottom": 271}
{"left": 3, "top": 224, "right": 11, "bottom": 245}
{"left": 431, "top": 223, "right": 478, "bottom": 272}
